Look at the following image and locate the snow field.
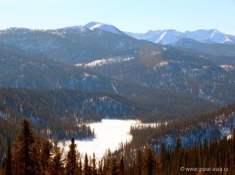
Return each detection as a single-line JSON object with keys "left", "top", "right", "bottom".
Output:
{"left": 59, "top": 119, "right": 138, "bottom": 160}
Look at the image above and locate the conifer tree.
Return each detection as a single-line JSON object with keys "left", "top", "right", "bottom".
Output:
{"left": 48, "top": 147, "right": 64, "bottom": 175}
{"left": 66, "top": 138, "right": 78, "bottom": 175}
{"left": 97, "top": 161, "right": 103, "bottom": 175}
{"left": 77, "top": 158, "right": 82, "bottom": 175}
{"left": 92, "top": 153, "right": 97, "bottom": 175}
{"left": 3, "top": 141, "right": 12, "bottom": 175}
{"left": 40, "top": 140, "right": 52, "bottom": 174}
{"left": 135, "top": 150, "right": 142, "bottom": 175}
{"left": 119, "top": 156, "right": 125, "bottom": 175}
{"left": 12, "top": 119, "right": 37, "bottom": 175}
{"left": 143, "top": 147, "right": 155, "bottom": 175}
{"left": 84, "top": 153, "right": 91, "bottom": 175}
{"left": 109, "top": 157, "right": 119, "bottom": 175}
{"left": 102, "top": 159, "right": 109, "bottom": 175}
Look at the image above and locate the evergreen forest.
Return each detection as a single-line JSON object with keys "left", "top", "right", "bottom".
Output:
{"left": 1, "top": 118, "right": 235, "bottom": 175}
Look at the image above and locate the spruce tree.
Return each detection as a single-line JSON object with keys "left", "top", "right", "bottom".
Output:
{"left": 66, "top": 138, "right": 78, "bottom": 175}
{"left": 12, "top": 119, "right": 37, "bottom": 175}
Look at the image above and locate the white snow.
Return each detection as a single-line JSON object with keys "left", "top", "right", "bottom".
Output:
{"left": 83, "top": 22, "right": 121, "bottom": 35}
{"left": 126, "top": 29, "right": 235, "bottom": 44}
{"left": 156, "top": 31, "right": 167, "bottom": 43}
{"left": 154, "top": 61, "right": 168, "bottom": 67}
{"left": 220, "top": 65, "right": 234, "bottom": 71}
{"left": 111, "top": 84, "right": 118, "bottom": 94}
{"left": 58, "top": 119, "right": 139, "bottom": 160}
{"left": 125, "top": 30, "right": 162, "bottom": 40}
{"left": 75, "top": 57, "right": 134, "bottom": 68}
{"left": 225, "top": 36, "right": 232, "bottom": 43}
{"left": 149, "top": 30, "right": 184, "bottom": 45}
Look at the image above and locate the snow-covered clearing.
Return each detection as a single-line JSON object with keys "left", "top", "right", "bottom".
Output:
{"left": 59, "top": 119, "right": 138, "bottom": 160}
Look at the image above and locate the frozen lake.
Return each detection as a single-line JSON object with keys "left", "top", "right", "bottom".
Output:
{"left": 59, "top": 119, "right": 139, "bottom": 160}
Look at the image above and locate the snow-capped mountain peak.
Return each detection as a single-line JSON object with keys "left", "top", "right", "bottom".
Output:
{"left": 83, "top": 22, "right": 123, "bottom": 35}
{"left": 148, "top": 30, "right": 184, "bottom": 45}
{"left": 126, "top": 29, "right": 235, "bottom": 45}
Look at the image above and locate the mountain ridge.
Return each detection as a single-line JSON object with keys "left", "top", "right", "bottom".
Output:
{"left": 2, "top": 22, "right": 234, "bottom": 45}
{"left": 126, "top": 29, "right": 235, "bottom": 45}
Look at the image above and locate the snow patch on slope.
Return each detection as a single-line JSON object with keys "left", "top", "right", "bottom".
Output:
{"left": 220, "top": 65, "right": 234, "bottom": 71}
{"left": 75, "top": 57, "right": 134, "bottom": 68}
{"left": 83, "top": 22, "right": 122, "bottom": 35}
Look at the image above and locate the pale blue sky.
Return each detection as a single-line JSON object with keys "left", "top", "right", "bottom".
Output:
{"left": 0, "top": 0, "right": 235, "bottom": 34}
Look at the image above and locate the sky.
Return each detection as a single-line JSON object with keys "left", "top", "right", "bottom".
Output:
{"left": 0, "top": 0, "right": 235, "bottom": 34}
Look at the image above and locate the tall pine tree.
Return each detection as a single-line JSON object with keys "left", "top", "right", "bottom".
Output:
{"left": 66, "top": 138, "right": 78, "bottom": 175}
{"left": 12, "top": 119, "right": 37, "bottom": 175}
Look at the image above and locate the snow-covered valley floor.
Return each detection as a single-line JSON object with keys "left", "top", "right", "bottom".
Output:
{"left": 59, "top": 119, "right": 139, "bottom": 160}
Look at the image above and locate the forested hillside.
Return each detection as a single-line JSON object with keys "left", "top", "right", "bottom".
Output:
{"left": 1, "top": 117, "right": 235, "bottom": 175}
{"left": 0, "top": 87, "right": 216, "bottom": 162}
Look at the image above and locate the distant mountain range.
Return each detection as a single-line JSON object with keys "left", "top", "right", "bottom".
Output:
{"left": 50, "top": 21, "right": 235, "bottom": 45}
{"left": 2, "top": 22, "right": 234, "bottom": 45}
{"left": 83, "top": 22, "right": 235, "bottom": 45}
{"left": 81, "top": 22, "right": 235, "bottom": 45}
{"left": 126, "top": 29, "right": 235, "bottom": 45}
